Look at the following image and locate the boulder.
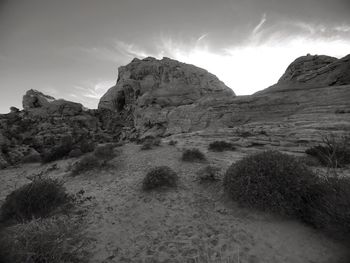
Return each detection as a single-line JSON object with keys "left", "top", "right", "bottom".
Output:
{"left": 23, "top": 89, "right": 56, "bottom": 110}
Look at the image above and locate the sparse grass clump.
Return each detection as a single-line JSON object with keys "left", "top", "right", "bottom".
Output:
{"left": 71, "top": 154, "right": 100, "bottom": 175}
{"left": 224, "top": 150, "right": 316, "bottom": 217}
{"left": 1, "top": 178, "right": 69, "bottom": 222}
{"left": 142, "top": 166, "right": 178, "bottom": 190}
{"left": 305, "top": 134, "right": 350, "bottom": 168}
{"left": 0, "top": 217, "right": 87, "bottom": 263}
{"left": 208, "top": 141, "right": 235, "bottom": 152}
{"left": 182, "top": 148, "right": 206, "bottom": 162}
{"left": 196, "top": 165, "right": 221, "bottom": 183}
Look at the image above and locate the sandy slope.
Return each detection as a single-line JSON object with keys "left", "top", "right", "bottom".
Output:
{"left": 0, "top": 143, "right": 349, "bottom": 263}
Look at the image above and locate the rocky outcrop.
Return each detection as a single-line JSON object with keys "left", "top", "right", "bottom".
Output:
{"left": 259, "top": 54, "right": 350, "bottom": 94}
{"left": 96, "top": 55, "right": 350, "bottom": 140}
{"left": 23, "top": 89, "right": 56, "bottom": 109}
{"left": 0, "top": 54, "right": 349, "bottom": 169}
{"left": 98, "top": 57, "right": 235, "bottom": 137}
{"left": 99, "top": 57, "right": 234, "bottom": 111}
{"left": 23, "top": 90, "right": 83, "bottom": 117}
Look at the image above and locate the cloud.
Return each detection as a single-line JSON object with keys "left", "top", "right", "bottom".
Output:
{"left": 197, "top": 33, "right": 208, "bottom": 42}
{"left": 252, "top": 13, "right": 267, "bottom": 36}
{"left": 70, "top": 79, "right": 115, "bottom": 108}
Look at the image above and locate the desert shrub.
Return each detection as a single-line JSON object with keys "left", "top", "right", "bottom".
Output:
{"left": 142, "top": 166, "right": 178, "bottom": 190}
{"left": 305, "top": 134, "right": 350, "bottom": 168}
{"left": 41, "top": 145, "right": 72, "bottom": 163}
{"left": 304, "top": 176, "right": 350, "bottom": 240}
{"left": 168, "top": 140, "right": 177, "bottom": 146}
{"left": 21, "top": 152, "right": 42, "bottom": 163}
{"left": 1, "top": 178, "right": 69, "bottom": 222}
{"left": 196, "top": 165, "right": 221, "bottom": 182}
{"left": 93, "top": 144, "right": 116, "bottom": 162}
{"left": 0, "top": 217, "right": 87, "bottom": 263}
{"left": 140, "top": 140, "right": 153, "bottom": 150}
{"left": 78, "top": 138, "right": 96, "bottom": 153}
{"left": 182, "top": 148, "right": 206, "bottom": 162}
{"left": 223, "top": 150, "right": 317, "bottom": 217}
{"left": 140, "top": 137, "right": 161, "bottom": 150}
{"left": 71, "top": 154, "right": 100, "bottom": 175}
{"left": 208, "top": 141, "right": 235, "bottom": 152}
{"left": 68, "top": 148, "right": 83, "bottom": 158}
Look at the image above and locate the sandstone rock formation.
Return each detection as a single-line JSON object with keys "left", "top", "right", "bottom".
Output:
{"left": 0, "top": 54, "right": 349, "bottom": 169}
{"left": 99, "top": 57, "right": 235, "bottom": 137}
{"left": 23, "top": 89, "right": 83, "bottom": 116}
{"left": 259, "top": 54, "right": 350, "bottom": 94}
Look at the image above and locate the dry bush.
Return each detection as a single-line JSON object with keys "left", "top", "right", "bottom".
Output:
{"left": 1, "top": 178, "right": 69, "bottom": 222}
{"left": 208, "top": 141, "right": 235, "bottom": 152}
{"left": 168, "top": 140, "right": 178, "bottom": 146}
{"left": 71, "top": 154, "right": 100, "bottom": 175}
{"left": 21, "top": 153, "right": 42, "bottom": 163}
{"left": 140, "top": 137, "right": 161, "bottom": 150}
{"left": 0, "top": 216, "right": 88, "bottom": 263}
{"left": 142, "top": 166, "right": 178, "bottom": 190}
{"left": 182, "top": 148, "right": 206, "bottom": 162}
{"left": 224, "top": 150, "right": 317, "bottom": 217}
{"left": 305, "top": 134, "right": 350, "bottom": 168}
{"left": 196, "top": 165, "right": 221, "bottom": 183}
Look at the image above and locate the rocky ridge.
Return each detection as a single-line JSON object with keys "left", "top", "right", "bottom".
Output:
{"left": 0, "top": 54, "right": 349, "bottom": 169}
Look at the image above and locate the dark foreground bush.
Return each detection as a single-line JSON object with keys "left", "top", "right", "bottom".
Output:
{"left": 305, "top": 176, "right": 350, "bottom": 240}
{"left": 224, "top": 150, "right": 316, "bottom": 217}
{"left": 182, "top": 149, "right": 206, "bottom": 162}
{"left": 0, "top": 217, "right": 87, "bottom": 263}
{"left": 71, "top": 154, "right": 100, "bottom": 175}
{"left": 1, "top": 178, "right": 69, "bottom": 222}
{"left": 208, "top": 141, "right": 235, "bottom": 152}
{"left": 142, "top": 166, "right": 178, "bottom": 190}
{"left": 305, "top": 134, "right": 350, "bottom": 168}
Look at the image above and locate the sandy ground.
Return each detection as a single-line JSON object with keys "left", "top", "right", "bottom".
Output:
{"left": 0, "top": 143, "right": 349, "bottom": 263}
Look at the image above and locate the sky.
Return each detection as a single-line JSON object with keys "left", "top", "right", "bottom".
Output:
{"left": 0, "top": 0, "right": 350, "bottom": 113}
